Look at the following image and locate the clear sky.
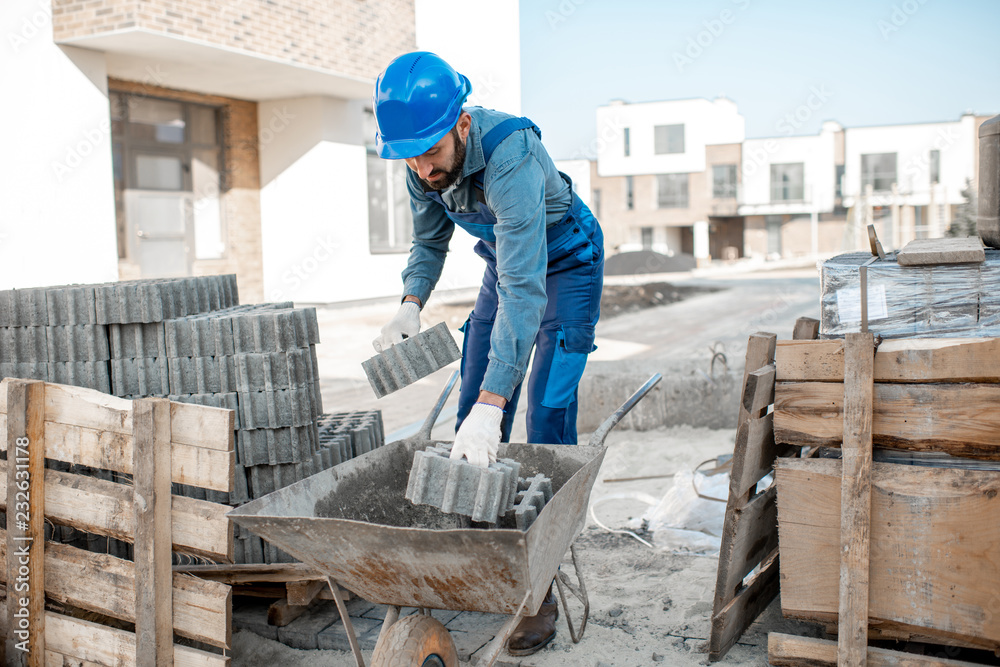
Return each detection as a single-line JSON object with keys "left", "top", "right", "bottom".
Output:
{"left": 519, "top": 0, "right": 1000, "bottom": 160}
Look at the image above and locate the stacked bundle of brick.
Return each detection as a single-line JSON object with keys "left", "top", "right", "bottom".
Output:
{"left": 405, "top": 445, "right": 523, "bottom": 524}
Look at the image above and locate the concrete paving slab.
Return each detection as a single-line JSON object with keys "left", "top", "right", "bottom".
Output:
{"left": 48, "top": 324, "right": 111, "bottom": 362}
{"left": 276, "top": 601, "right": 342, "bottom": 650}
{"left": 362, "top": 322, "right": 461, "bottom": 398}
{"left": 316, "top": 616, "right": 382, "bottom": 652}
{"left": 0, "top": 326, "right": 48, "bottom": 362}
{"left": 109, "top": 322, "right": 165, "bottom": 359}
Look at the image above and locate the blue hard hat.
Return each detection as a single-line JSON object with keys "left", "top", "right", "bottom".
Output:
{"left": 373, "top": 52, "right": 472, "bottom": 159}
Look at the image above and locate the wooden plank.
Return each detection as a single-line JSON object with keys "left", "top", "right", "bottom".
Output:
{"left": 172, "top": 563, "right": 322, "bottom": 584}
{"left": 0, "top": 461, "right": 231, "bottom": 560}
{"left": 5, "top": 380, "right": 45, "bottom": 666}
{"left": 0, "top": 380, "right": 233, "bottom": 452}
{"left": 791, "top": 317, "right": 820, "bottom": 341}
{"left": 896, "top": 236, "right": 985, "bottom": 266}
{"left": 267, "top": 596, "right": 319, "bottom": 627}
{"left": 729, "top": 413, "right": 782, "bottom": 499}
{"left": 133, "top": 398, "right": 173, "bottom": 667}
{"left": 708, "top": 549, "right": 780, "bottom": 661}
{"left": 0, "top": 531, "right": 230, "bottom": 648}
{"left": 768, "top": 633, "right": 986, "bottom": 667}
{"left": 838, "top": 332, "right": 874, "bottom": 666}
{"left": 286, "top": 579, "right": 326, "bottom": 607}
{"left": 775, "top": 458, "right": 1000, "bottom": 651}
{"left": 743, "top": 365, "right": 775, "bottom": 417}
{"left": 774, "top": 381, "right": 1000, "bottom": 458}
{"left": 776, "top": 337, "right": 1000, "bottom": 383}
{"left": 717, "top": 485, "right": 779, "bottom": 603}
{"left": 737, "top": 333, "right": 777, "bottom": 432}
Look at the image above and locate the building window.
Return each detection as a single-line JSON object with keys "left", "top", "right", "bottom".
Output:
{"left": 640, "top": 227, "right": 653, "bottom": 250}
{"left": 657, "top": 173, "right": 689, "bottom": 208}
{"left": 623, "top": 128, "right": 630, "bottom": 157}
{"left": 712, "top": 165, "right": 737, "bottom": 198}
{"left": 770, "top": 163, "right": 805, "bottom": 202}
{"left": 766, "top": 215, "right": 782, "bottom": 256}
{"left": 365, "top": 110, "right": 413, "bottom": 253}
{"left": 110, "top": 91, "right": 225, "bottom": 278}
{"left": 835, "top": 164, "right": 845, "bottom": 199}
{"left": 654, "top": 124, "right": 685, "bottom": 155}
{"left": 625, "top": 175, "right": 634, "bottom": 210}
{"left": 929, "top": 149, "right": 940, "bottom": 184}
{"left": 860, "top": 152, "right": 897, "bottom": 192}
{"left": 592, "top": 188, "right": 602, "bottom": 218}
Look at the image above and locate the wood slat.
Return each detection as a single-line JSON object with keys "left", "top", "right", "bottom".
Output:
{"left": 709, "top": 549, "right": 780, "bottom": 661}
{"left": 133, "top": 398, "right": 175, "bottom": 667}
{"left": 717, "top": 485, "right": 779, "bottom": 602}
{"left": 729, "top": 413, "right": 781, "bottom": 500}
{"left": 774, "top": 381, "right": 1000, "bottom": 458}
{"left": 737, "top": 333, "right": 777, "bottom": 432}
{"left": 792, "top": 317, "right": 820, "bottom": 341}
{"left": 768, "top": 633, "right": 985, "bottom": 666}
{"left": 838, "top": 332, "right": 875, "bottom": 666}
{"left": 775, "top": 337, "right": 1000, "bottom": 383}
{"left": 742, "top": 365, "right": 775, "bottom": 417}
{"left": 0, "top": 461, "right": 231, "bottom": 561}
{"left": 5, "top": 380, "right": 45, "bottom": 666}
{"left": 0, "top": 380, "right": 233, "bottom": 452}
{"left": 173, "top": 563, "right": 322, "bottom": 584}
{"left": 0, "top": 531, "right": 230, "bottom": 648}
{"left": 775, "top": 458, "right": 1000, "bottom": 651}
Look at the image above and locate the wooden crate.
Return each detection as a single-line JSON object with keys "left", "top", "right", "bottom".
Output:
{"left": 0, "top": 378, "right": 234, "bottom": 666}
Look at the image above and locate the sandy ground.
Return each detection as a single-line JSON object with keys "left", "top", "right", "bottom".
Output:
{"left": 229, "top": 264, "right": 825, "bottom": 665}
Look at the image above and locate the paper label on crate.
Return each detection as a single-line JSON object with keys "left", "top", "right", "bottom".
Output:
{"left": 836, "top": 285, "right": 888, "bottom": 323}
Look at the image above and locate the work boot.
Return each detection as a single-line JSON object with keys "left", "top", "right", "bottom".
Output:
{"left": 507, "top": 583, "right": 558, "bottom": 656}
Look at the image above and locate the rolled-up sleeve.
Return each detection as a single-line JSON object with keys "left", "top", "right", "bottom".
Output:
{"left": 479, "top": 152, "right": 548, "bottom": 400}
{"left": 401, "top": 170, "right": 454, "bottom": 306}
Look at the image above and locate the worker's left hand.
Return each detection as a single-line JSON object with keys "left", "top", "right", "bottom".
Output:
{"left": 450, "top": 403, "right": 503, "bottom": 468}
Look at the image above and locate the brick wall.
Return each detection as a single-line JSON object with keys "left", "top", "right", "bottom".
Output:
{"left": 110, "top": 78, "right": 264, "bottom": 302}
{"left": 53, "top": 0, "right": 416, "bottom": 81}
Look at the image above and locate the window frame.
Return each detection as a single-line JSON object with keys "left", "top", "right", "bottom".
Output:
{"left": 656, "top": 173, "right": 689, "bottom": 209}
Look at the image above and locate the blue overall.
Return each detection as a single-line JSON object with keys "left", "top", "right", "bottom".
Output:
{"left": 424, "top": 118, "right": 604, "bottom": 444}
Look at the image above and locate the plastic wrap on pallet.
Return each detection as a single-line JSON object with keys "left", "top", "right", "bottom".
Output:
{"left": 820, "top": 249, "right": 1000, "bottom": 339}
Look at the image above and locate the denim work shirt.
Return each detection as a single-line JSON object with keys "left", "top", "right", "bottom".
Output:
{"left": 401, "top": 106, "right": 573, "bottom": 400}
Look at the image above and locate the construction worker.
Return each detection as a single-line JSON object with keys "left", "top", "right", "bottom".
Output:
{"left": 371, "top": 51, "right": 604, "bottom": 655}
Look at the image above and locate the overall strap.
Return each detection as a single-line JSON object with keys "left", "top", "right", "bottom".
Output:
{"left": 474, "top": 117, "right": 541, "bottom": 204}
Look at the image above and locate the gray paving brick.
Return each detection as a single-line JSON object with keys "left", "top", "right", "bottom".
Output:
{"left": 233, "top": 598, "right": 279, "bottom": 641}
{"left": 276, "top": 601, "right": 343, "bottom": 649}
{"left": 362, "top": 322, "right": 461, "bottom": 398}
{"left": 316, "top": 616, "right": 382, "bottom": 651}
{"left": 264, "top": 539, "right": 297, "bottom": 564}
{"left": 47, "top": 324, "right": 110, "bottom": 362}
{"left": 231, "top": 308, "right": 320, "bottom": 353}
{"left": 237, "top": 425, "right": 316, "bottom": 466}
{"left": 234, "top": 348, "right": 315, "bottom": 393}
{"left": 0, "top": 361, "right": 47, "bottom": 382}
{"left": 238, "top": 385, "right": 316, "bottom": 429}
{"left": 406, "top": 446, "right": 521, "bottom": 523}
{"left": 110, "top": 357, "right": 169, "bottom": 396}
{"left": 513, "top": 474, "right": 553, "bottom": 531}
{"left": 0, "top": 326, "right": 48, "bottom": 362}
{"left": 46, "top": 285, "right": 97, "bottom": 325}
{"left": 168, "top": 391, "right": 240, "bottom": 426}
{"left": 109, "top": 322, "right": 165, "bottom": 359}
{"left": 48, "top": 361, "right": 112, "bottom": 393}
{"left": 0, "top": 288, "right": 49, "bottom": 326}
{"left": 164, "top": 313, "right": 236, "bottom": 358}
{"left": 167, "top": 355, "right": 237, "bottom": 394}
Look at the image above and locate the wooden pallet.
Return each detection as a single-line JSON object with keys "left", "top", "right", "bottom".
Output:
{"left": 708, "top": 318, "right": 819, "bottom": 660}
{"left": 0, "top": 378, "right": 235, "bottom": 666}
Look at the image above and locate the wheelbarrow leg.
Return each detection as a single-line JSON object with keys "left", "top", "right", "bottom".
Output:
{"left": 554, "top": 543, "right": 590, "bottom": 643}
{"left": 326, "top": 577, "right": 367, "bottom": 667}
{"left": 471, "top": 590, "right": 531, "bottom": 667}
{"left": 375, "top": 604, "right": 402, "bottom": 647}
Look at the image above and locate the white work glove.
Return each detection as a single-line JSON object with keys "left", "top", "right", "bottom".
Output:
{"left": 373, "top": 301, "right": 421, "bottom": 352}
{"left": 450, "top": 403, "right": 504, "bottom": 468}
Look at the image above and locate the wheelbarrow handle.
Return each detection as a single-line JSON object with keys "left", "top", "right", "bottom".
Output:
{"left": 417, "top": 369, "right": 461, "bottom": 440}
{"left": 587, "top": 373, "right": 662, "bottom": 448}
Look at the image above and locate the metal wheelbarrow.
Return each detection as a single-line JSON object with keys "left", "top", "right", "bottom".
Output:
{"left": 228, "top": 373, "right": 661, "bottom": 666}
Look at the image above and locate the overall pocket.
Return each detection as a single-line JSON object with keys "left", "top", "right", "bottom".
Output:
{"left": 541, "top": 325, "right": 597, "bottom": 409}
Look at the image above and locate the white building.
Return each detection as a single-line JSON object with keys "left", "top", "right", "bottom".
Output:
{"left": 1, "top": 0, "right": 521, "bottom": 305}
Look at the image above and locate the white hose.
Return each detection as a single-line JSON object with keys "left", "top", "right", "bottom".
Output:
{"left": 588, "top": 492, "right": 660, "bottom": 549}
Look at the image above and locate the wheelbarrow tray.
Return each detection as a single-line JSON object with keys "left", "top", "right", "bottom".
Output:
{"left": 228, "top": 439, "right": 606, "bottom": 617}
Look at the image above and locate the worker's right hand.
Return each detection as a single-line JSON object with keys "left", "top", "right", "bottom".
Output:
{"left": 373, "top": 301, "right": 421, "bottom": 352}
{"left": 450, "top": 403, "right": 504, "bottom": 468}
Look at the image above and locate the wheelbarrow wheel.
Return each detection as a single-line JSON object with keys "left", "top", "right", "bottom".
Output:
{"left": 370, "top": 614, "right": 458, "bottom": 667}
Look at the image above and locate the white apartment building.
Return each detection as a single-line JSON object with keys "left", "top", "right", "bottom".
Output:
{"left": 2, "top": 0, "right": 520, "bottom": 303}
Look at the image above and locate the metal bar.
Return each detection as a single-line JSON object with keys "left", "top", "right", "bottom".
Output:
{"left": 326, "top": 577, "right": 365, "bottom": 667}
{"left": 588, "top": 373, "right": 662, "bottom": 448}
{"left": 417, "top": 369, "right": 460, "bottom": 440}
{"left": 554, "top": 544, "right": 590, "bottom": 644}
{"left": 473, "top": 590, "right": 532, "bottom": 667}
